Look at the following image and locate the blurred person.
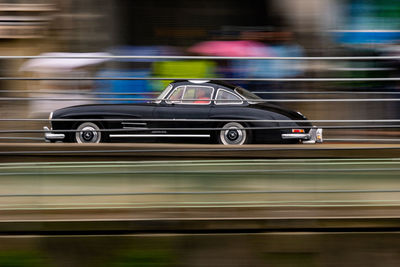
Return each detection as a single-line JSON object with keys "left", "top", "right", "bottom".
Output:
{"left": 194, "top": 88, "right": 210, "bottom": 103}
{"left": 234, "top": 30, "right": 304, "bottom": 79}
{"left": 235, "top": 30, "right": 305, "bottom": 95}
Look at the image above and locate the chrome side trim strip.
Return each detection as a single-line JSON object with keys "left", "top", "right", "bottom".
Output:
{"left": 122, "top": 127, "right": 149, "bottom": 130}
{"left": 121, "top": 122, "right": 147, "bottom": 126}
{"left": 110, "top": 134, "right": 210, "bottom": 138}
{"left": 122, "top": 122, "right": 148, "bottom": 130}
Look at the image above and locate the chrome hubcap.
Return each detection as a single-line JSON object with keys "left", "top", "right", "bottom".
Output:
{"left": 76, "top": 123, "right": 101, "bottom": 143}
{"left": 226, "top": 129, "right": 240, "bottom": 141}
{"left": 81, "top": 126, "right": 97, "bottom": 142}
{"left": 220, "top": 122, "right": 246, "bottom": 145}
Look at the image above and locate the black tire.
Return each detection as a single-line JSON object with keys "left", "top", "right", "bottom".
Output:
{"left": 73, "top": 122, "right": 105, "bottom": 143}
{"left": 217, "top": 122, "right": 251, "bottom": 145}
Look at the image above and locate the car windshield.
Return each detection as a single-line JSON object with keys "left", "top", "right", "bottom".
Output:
{"left": 154, "top": 84, "right": 173, "bottom": 103}
{"left": 234, "top": 87, "right": 262, "bottom": 103}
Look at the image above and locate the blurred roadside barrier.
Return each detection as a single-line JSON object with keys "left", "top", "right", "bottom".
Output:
{"left": 0, "top": 158, "right": 400, "bottom": 215}
{"left": 0, "top": 54, "right": 400, "bottom": 143}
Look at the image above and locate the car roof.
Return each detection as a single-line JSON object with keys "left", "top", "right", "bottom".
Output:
{"left": 171, "top": 80, "right": 237, "bottom": 89}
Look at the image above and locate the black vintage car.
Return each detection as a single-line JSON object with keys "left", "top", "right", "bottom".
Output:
{"left": 44, "top": 80, "right": 323, "bottom": 145}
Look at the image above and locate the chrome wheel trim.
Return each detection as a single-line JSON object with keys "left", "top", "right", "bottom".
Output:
{"left": 75, "top": 122, "right": 101, "bottom": 143}
{"left": 220, "top": 122, "right": 246, "bottom": 145}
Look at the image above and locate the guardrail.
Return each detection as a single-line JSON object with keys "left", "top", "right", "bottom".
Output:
{"left": 0, "top": 54, "right": 399, "bottom": 143}
{"left": 0, "top": 159, "right": 400, "bottom": 212}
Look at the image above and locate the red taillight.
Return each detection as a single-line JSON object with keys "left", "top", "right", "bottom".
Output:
{"left": 292, "top": 129, "right": 305, "bottom": 133}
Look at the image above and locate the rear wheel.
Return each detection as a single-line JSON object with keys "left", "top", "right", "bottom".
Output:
{"left": 217, "top": 122, "right": 250, "bottom": 145}
{"left": 74, "top": 122, "right": 103, "bottom": 143}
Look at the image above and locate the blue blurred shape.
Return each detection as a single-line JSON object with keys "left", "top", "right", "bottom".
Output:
{"left": 95, "top": 69, "right": 151, "bottom": 103}
{"left": 336, "top": 31, "right": 400, "bottom": 44}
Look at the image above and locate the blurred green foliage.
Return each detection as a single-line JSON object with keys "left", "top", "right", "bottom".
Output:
{"left": 0, "top": 251, "right": 48, "bottom": 267}
{"left": 109, "top": 250, "right": 177, "bottom": 267}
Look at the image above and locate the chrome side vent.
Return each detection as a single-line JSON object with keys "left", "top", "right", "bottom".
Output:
{"left": 121, "top": 122, "right": 148, "bottom": 130}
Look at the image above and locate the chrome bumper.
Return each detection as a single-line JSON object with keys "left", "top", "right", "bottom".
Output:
{"left": 281, "top": 127, "right": 323, "bottom": 144}
{"left": 43, "top": 126, "right": 65, "bottom": 142}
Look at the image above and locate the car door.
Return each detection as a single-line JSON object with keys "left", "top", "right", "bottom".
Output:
{"left": 153, "top": 85, "right": 214, "bottom": 137}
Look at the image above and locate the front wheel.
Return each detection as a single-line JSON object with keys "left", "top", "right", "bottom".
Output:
{"left": 74, "top": 122, "right": 104, "bottom": 143}
{"left": 217, "top": 122, "right": 250, "bottom": 145}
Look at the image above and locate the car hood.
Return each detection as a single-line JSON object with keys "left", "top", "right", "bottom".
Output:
{"left": 52, "top": 103, "right": 153, "bottom": 118}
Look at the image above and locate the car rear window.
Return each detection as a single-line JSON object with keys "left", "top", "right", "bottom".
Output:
{"left": 215, "top": 89, "right": 243, "bottom": 105}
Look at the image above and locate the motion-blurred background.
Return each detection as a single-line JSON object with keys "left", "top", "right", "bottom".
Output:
{"left": 1, "top": 0, "right": 400, "bottom": 141}
{"left": 2, "top": 1, "right": 400, "bottom": 267}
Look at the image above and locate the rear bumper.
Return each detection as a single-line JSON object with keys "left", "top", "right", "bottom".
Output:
{"left": 281, "top": 127, "right": 323, "bottom": 144}
{"left": 43, "top": 126, "right": 65, "bottom": 142}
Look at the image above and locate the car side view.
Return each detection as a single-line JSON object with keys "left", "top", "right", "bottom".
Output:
{"left": 44, "top": 80, "right": 323, "bottom": 145}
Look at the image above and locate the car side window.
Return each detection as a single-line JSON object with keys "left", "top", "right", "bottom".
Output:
{"left": 166, "top": 86, "right": 185, "bottom": 104}
{"left": 182, "top": 86, "right": 213, "bottom": 105}
{"left": 215, "top": 89, "right": 243, "bottom": 105}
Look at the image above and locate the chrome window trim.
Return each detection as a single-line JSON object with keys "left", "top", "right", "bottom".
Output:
{"left": 215, "top": 88, "right": 244, "bottom": 105}
{"left": 155, "top": 84, "right": 173, "bottom": 104}
{"left": 165, "top": 85, "right": 186, "bottom": 104}
{"left": 166, "top": 85, "right": 214, "bottom": 105}
{"left": 181, "top": 85, "right": 214, "bottom": 105}
{"left": 234, "top": 88, "right": 259, "bottom": 104}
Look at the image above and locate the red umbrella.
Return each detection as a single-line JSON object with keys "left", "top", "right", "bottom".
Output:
{"left": 188, "top": 40, "right": 269, "bottom": 57}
